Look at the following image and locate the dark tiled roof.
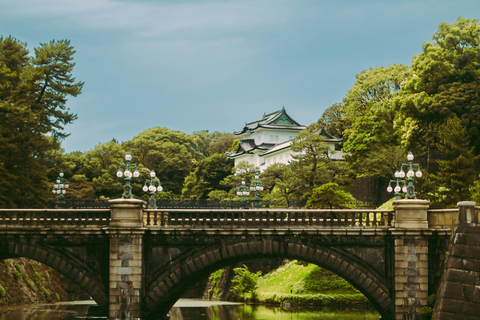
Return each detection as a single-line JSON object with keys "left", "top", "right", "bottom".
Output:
{"left": 225, "top": 139, "right": 276, "bottom": 158}
{"left": 234, "top": 107, "right": 306, "bottom": 136}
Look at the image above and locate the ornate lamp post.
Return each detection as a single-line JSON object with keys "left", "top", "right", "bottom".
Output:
{"left": 236, "top": 179, "right": 250, "bottom": 208}
{"left": 116, "top": 153, "right": 140, "bottom": 199}
{"left": 387, "top": 152, "right": 423, "bottom": 199}
{"left": 250, "top": 171, "right": 264, "bottom": 207}
{"left": 142, "top": 170, "right": 163, "bottom": 209}
{"left": 52, "top": 170, "right": 69, "bottom": 207}
{"left": 387, "top": 174, "right": 407, "bottom": 200}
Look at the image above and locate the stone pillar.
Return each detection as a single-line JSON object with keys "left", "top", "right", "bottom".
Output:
{"left": 393, "top": 199, "right": 430, "bottom": 320}
{"left": 107, "top": 199, "right": 146, "bottom": 320}
{"left": 393, "top": 199, "right": 430, "bottom": 229}
{"left": 457, "top": 201, "right": 477, "bottom": 224}
{"left": 393, "top": 236, "right": 429, "bottom": 320}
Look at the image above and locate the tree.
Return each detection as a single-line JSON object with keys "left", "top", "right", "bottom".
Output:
{"left": 192, "top": 130, "right": 235, "bottom": 158}
{"left": 0, "top": 37, "right": 83, "bottom": 207}
{"left": 342, "top": 64, "right": 411, "bottom": 176}
{"left": 395, "top": 17, "right": 480, "bottom": 159}
{"left": 305, "top": 183, "right": 356, "bottom": 209}
{"left": 230, "top": 264, "right": 261, "bottom": 300}
{"left": 311, "top": 103, "right": 349, "bottom": 139}
{"left": 181, "top": 153, "right": 234, "bottom": 199}
{"left": 289, "top": 130, "right": 336, "bottom": 198}
{"left": 425, "top": 116, "right": 478, "bottom": 207}
{"left": 125, "top": 127, "right": 199, "bottom": 195}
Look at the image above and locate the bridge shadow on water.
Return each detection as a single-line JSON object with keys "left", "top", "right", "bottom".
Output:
{"left": 168, "top": 301, "right": 380, "bottom": 320}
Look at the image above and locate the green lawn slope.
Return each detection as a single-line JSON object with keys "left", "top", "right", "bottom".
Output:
{"left": 256, "top": 260, "right": 369, "bottom": 306}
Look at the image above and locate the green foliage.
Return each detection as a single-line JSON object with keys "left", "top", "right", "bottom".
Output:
{"left": 125, "top": 127, "right": 199, "bottom": 195}
{"left": 306, "top": 183, "right": 356, "bottom": 209}
{"left": 289, "top": 130, "right": 351, "bottom": 199}
{"left": 419, "top": 294, "right": 436, "bottom": 320}
{"left": 0, "top": 36, "right": 83, "bottom": 208}
{"left": 396, "top": 17, "right": 480, "bottom": 154}
{"left": 182, "top": 153, "right": 234, "bottom": 199}
{"left": 0, "top": 285, "right": 5, "bottom": 297}
{"left": 312, "top": 103, "right": 348, "bottom": 139}
{"left": 208, "top": 269, "right": 225, "bottom": 299}
{"left": 192, "top": 130, "right": 235, "bottom": 158}
{"left": 230, "top": 264, "right": 261, "bottom": 300}
{"left": 423, "top": 116, "right": 478, "bottom": 206}
{"left": 342, "top": 64, "right": 410, "bottom": 178}
{"left": 26, "top": 279, "right": 36, "bottom": 292}
{"left": 207, "top": 190, "right": 230, "bottom": 200}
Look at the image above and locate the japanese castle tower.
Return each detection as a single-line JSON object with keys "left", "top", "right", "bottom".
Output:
{"left": 226, "top": 107, "right": 343, "bottom": 172}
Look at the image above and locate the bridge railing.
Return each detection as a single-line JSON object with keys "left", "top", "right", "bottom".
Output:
{"left": 0, "top": 209, "right": 111, "bottom": 228}
{"left": 143, "top": 208, "right": 394, "bottom": 228}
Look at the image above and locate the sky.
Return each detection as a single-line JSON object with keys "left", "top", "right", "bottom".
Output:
{"left": 1, "top": 0, "right": 480, "bottom": 153}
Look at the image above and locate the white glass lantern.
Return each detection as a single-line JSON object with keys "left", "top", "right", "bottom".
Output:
{"left": 54, "top": 184, "right": 58, "bottom": 189}
{"left": 65, "top": 184, "right": 69, "bottom": 189}
{"left": 150, "top": 171, "right": 156, "bottom": 178}
{"left": 149, "top": 185, "right": 155, "bottom": 192}
{"left": 116, "top": 171, "right": 123, "bottom": 178}
{"left": 387, "top": 186, "right": 393, "bottom": 193}
{"left": 56, "top": 179, "right": 60, "bottom": 184}
{"left": 416, "top": 170, "right": 422, "bottom": 178}
{"left": 157, "top": 186, "right": 163, "bottom": 192}
{"left": 402, "top": 187, "right": 408, "bottom": 193}
{"left": 237, "top": 191, "right": 241, "bottom": 196}
{"left": 394, "top": 186, "right": 401, "bottom": 193}
{"left": 125, "top": 153, "right": 132, "bottom": 161}
{"left": 124, "top": 170, "right": 132, "bottom": 178}
{"left": 133, "top": 170, "right": 140, "bottom": 178}
{"left": 399, "top": 171, "right": 405, "bottom": 178}
{"left": 407, "top": 170, "right": 414, "bottom": 178}
{"left": 407, "top": 152, "right": 414, "bottom": 161}
{"left": 143, "top": 185, "right": 148, "bottom": 192}
{"left": 59, "top": 172, "right": 64, "bottom": 177}
{"left": 57, "top": 190, "right": 61, "bottom": 194}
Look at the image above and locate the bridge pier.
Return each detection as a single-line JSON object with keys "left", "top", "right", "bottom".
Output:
{"left": 107, "top": 199, "right": 146, "bottom": 320}
{"left": 392, "top": 199, "right": 430, "bottom": 320}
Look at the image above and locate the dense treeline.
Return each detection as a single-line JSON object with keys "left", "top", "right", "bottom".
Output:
{"left": 2, "top": 17, "right": 480, "bottom": 208}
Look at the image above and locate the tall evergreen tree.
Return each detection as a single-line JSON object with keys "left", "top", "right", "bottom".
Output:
{"left": 426, "top": 116, "right": 478, "bottom": 207}
{"left": 0, "top": 37, "right": 83, "bottom": 207}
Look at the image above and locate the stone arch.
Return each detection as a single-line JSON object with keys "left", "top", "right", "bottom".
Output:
{"left": 0, "top": 239, "right": 108, "bottom": 309}
{"left": 143, "top": 239, "right": 394, "bottom": 320}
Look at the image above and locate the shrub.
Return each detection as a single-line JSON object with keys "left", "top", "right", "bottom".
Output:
{"left": 230, "top": 265, "right": 261, "bottom": 300}
{"left": 0, "top": 285, "right": 5, "bottom": 297}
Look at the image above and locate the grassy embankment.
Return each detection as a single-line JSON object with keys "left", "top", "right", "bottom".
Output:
{"left": 253, "top": 260, "right": 370, "bottom": 307}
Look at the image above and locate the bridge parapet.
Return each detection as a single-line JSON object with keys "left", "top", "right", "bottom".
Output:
{"left": 0, "top": 208, "right": 110, "bottom": 228}
{"left": 143, "top": 208, "right": 394, "bottom": 228}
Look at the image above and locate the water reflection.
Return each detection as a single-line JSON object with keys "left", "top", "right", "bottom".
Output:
{"left": 0, "top": 300, "right": 106, "bottom": 320}
{"left": 0, "top": 300, "right": 379, "bottom": 320}
{"left": 169, "top": 300, "right": 380, "bottom": 320}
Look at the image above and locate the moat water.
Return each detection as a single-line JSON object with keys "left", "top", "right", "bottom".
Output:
{"left": 0, "top": 299, "right": 380, "bottom": 319}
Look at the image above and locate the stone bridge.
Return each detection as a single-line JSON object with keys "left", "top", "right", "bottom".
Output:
{"left": 0, "top": 199, "right": 474, "bottom": 320}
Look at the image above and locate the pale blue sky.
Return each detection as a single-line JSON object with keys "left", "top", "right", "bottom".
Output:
{"left": 1, "top": 0, "right": 479, "bottom": 153}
